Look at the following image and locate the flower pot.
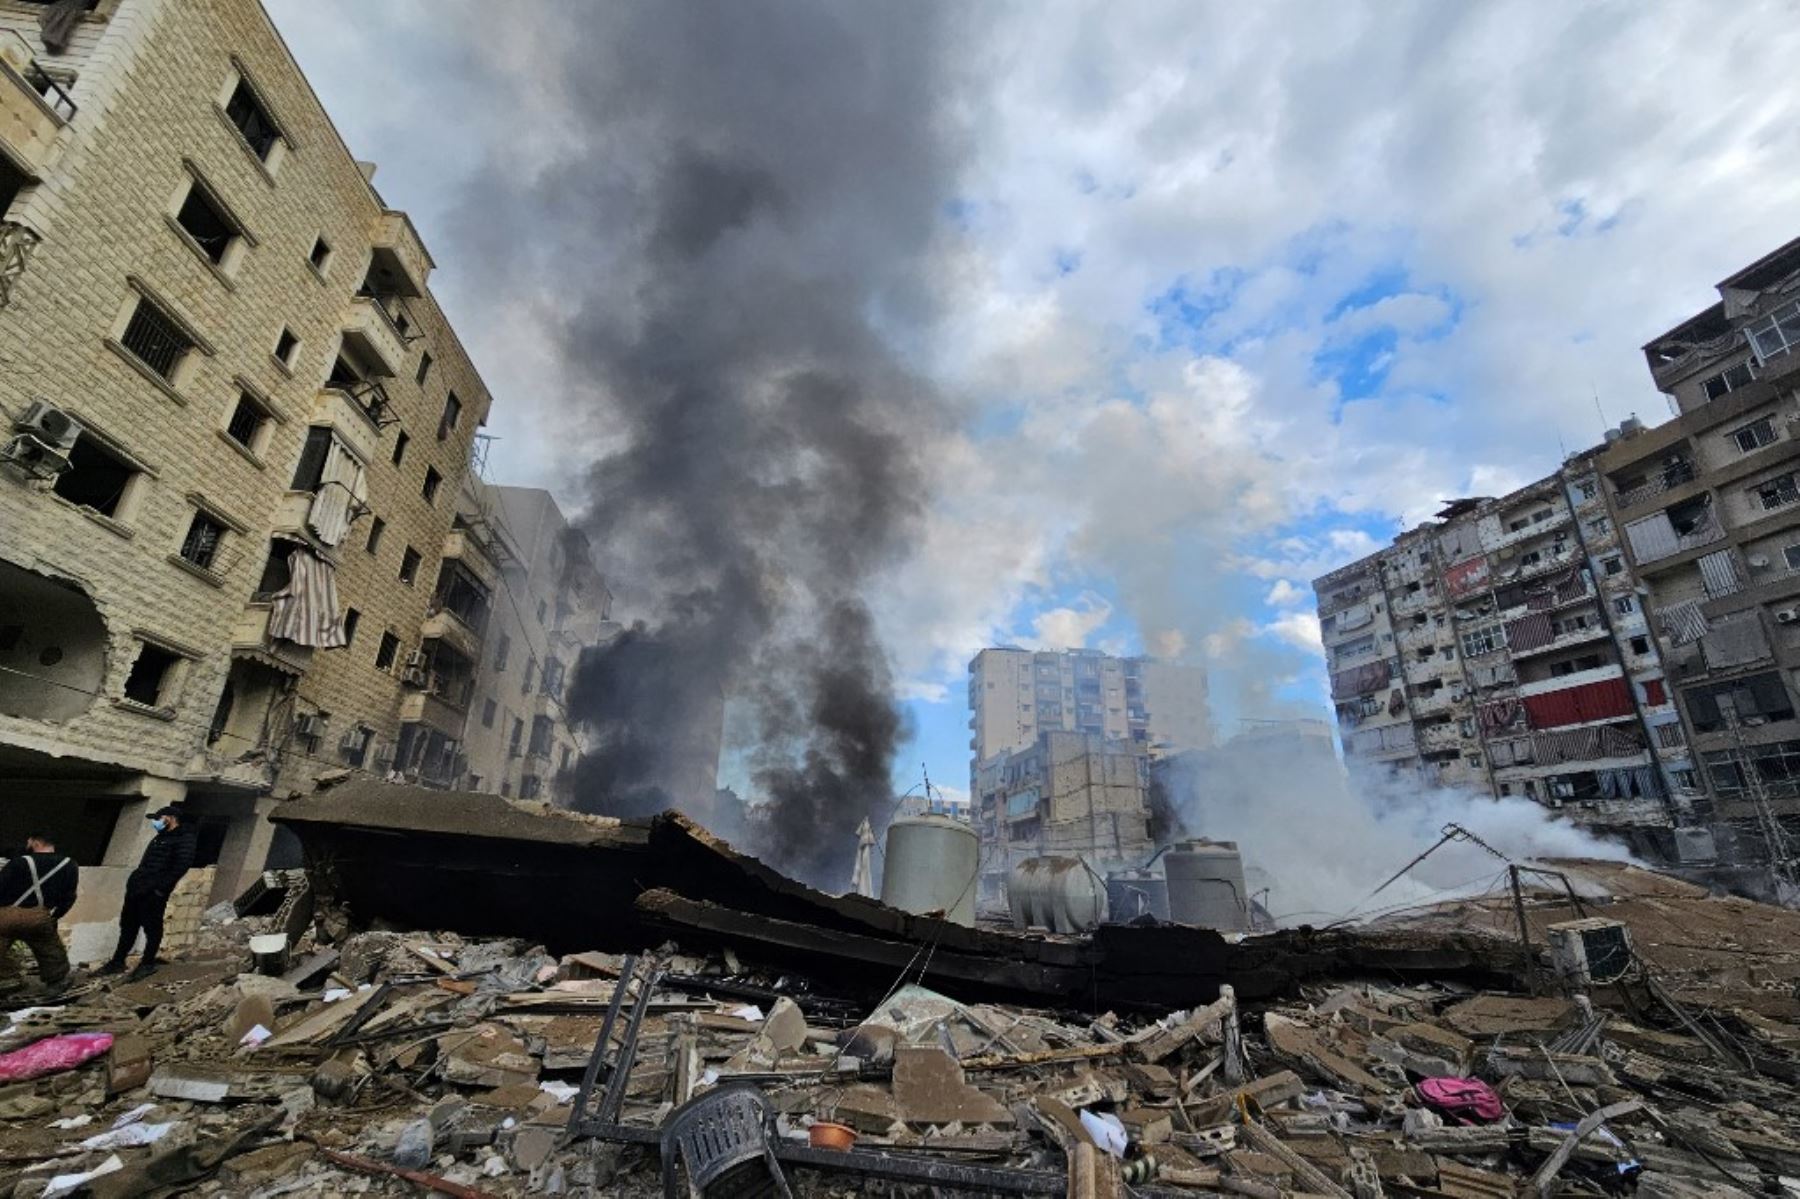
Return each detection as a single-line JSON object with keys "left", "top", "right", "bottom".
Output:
{"left": 809, "top": 1121, "right": 856, "bottom": 1152}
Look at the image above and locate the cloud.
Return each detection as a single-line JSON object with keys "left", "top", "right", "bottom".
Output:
{"left": 1029, "top": 594, "right": 1114, "bottom": 649}
{"left": 1264, "top": 579, "right": 1308, "bottom": 608}
{"left": 1261, "top": 611, "right": 1325, "bottom": 656}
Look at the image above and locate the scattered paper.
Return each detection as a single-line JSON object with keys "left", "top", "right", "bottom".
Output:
{"left": 701, "top": 1067, "right": 721, "bottom": 1087}
{"left": 47, "top": 1115, "right": 92, "bottom": 1130}
{"left": 1079, "top": 1109, "right": 1128, "bottom": 1158}
{"left": 323, "top": 988, "right": 352, "bottom": 1003}
{"left": 45, "top": 1154, "right": 122, "bottom": 1199}
{"left": 79, "top": 1121, "right": 175, "bottom": 1151}
{"left": 538, "top": 1080, "right": 579, "bottom": 1103}
{"left": 240, "top": 1023, "right": 273, "bottom": 1047}
{"left": 729, "top": 1004, "right": 765, "bottom": 1022}
{"left": 112, "top": 1103, "right": 157, "bottom": 1128}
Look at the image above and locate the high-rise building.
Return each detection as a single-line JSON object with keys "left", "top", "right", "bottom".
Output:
{"left": 1314, "top": 450, "right": 1694, "bottom": 857}
{"left": 1598, "top": 234, "right": 1800, "bottom": 875}
{"left": 0, "top": 0, "right": 497, "bottom": 958}
{"left": 966, "top": 647, "right": 1210, "bottom": 788}
{"left": 453, "top": 478, "right": 614, "bottom": 804}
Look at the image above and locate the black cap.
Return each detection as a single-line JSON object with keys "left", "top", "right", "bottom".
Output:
{"left": 149, "top": 804, "right": 187, "bottom": 820}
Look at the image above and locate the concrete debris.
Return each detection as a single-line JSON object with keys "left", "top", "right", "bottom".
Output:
{"left": 0, "top": 860, "right": 1796, "bottom": 1195}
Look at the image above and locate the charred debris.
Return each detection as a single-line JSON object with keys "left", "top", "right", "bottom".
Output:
{"left": 0, "top": 782, "right": 1798, "bottom": 1196}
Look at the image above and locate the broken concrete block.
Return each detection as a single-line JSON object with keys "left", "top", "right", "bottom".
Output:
{"left": 105, "top": 1035, "right": 152, "bottom": 1096}
{"left": 225, "top": 993, "right": 276, "bottom": 1044}
{"left": 762, "top": 996, "right": 807, "bottom": 1055}
{"left": 826, "top": 1084, "right": 901, "bottom": 1134}
{"left": 442, "top": 1025, "right": 537, "bottom": 1089}
{"left": 1390, "top": 1022, "right": 1473, "bottom": 1073}
{"left": 891, "top": 1046, "right": 1012, "bottom": 1126}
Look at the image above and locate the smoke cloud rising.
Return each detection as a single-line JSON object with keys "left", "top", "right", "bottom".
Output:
{"left": 1153, "top": 730, "right": 1634, "bottom": 925}
{"left": 449, "top": 4, "right": 965, "bottom": 887}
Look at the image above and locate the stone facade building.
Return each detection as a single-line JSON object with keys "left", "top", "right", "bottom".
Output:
{"left": 0, "top": 0, "right": 505, "bottom": 959}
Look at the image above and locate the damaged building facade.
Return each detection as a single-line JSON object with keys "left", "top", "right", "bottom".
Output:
{"left": 1599, "top": 234, "right": 1800, "bottom": 875}
{"left": 968, "top": 648, "right": 1210, "bottom": 907}
{"left": 0, "top": 0, "right": 605, "bottom": 960}
{"left": 1314, "top": 451, "right": 1695, "bottom": 858}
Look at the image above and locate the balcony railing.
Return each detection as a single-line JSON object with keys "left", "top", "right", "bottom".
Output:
{"left": 0, "top": 221, "right": 38, "bottom": 310}
{"left": 1615, "top": 460, "right": 1697, "bottom": 510}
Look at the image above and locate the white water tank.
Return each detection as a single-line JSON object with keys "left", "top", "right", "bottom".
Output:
{"left": 880, "top": 816, "right": 978, "bottom": 926}
{"left": 1165, "top": 839, "right": 1250, "bottom": 932}
{"left": 1008, "top": 856, "right": 1108, "bottom": 933}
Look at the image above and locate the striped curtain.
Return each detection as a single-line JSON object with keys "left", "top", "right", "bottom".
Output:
{"left": 306, "top": 436, "right": 367, "bottom": 547}
{"left": 268, "top": 547, "right": 348, "bottom": 648}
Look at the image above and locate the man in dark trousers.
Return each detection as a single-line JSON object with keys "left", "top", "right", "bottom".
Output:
{"left": 96, "top": 804, "right": 197, "bottom": 982}
{"left": 0, "top": 832, "right": 77, "bottom": 991}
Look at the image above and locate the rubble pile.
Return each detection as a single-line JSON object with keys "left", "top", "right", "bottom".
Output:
{"left": 1, "top": 885, "right": 1799, "bottom": 1197}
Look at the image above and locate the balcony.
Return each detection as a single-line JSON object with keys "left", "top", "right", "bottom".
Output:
{"left": 1614, "top": 458, "right": 1697, "bottom": 512}
{"left": 441, "top": 529, "right": 502, "bottom": 589}
{"left": 1411, "top": 687, "right": 1464, "bottom": 717}
{"left": 368, "top": 209, "right": 432, "bottom": 298}
{"left": 313, "top": 385, "right": 387, "bottom": 464}
{"left": 343, "top": 291, "right": 408, "bottom": 377}
{"left": 421, "top": 607, "right": 482, "bottom": 660}
{"left": 230, "top": 604, "right": 312, "bottom": 674}
{"left": 398, "top": 687, "right": 468, "bottom": 736}
{"left": 1390, "top": 585, "right": 1440, "bottom": 615}
{"left": 1508, "top": 622, "right": 1610, "bottom": 661}
{"left": 0, "top": 32, "right": 75, "bottom": 179}
{"left": 1486, "top": 506, "right": 1571, "bottom": 554}
{"left": 1419, "top": 723, "right": 1466, "bottom": 752}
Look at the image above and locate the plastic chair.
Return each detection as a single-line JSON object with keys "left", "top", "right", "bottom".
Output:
{"left": 659, "top": 1086, "right": 793, "bottom": 1199}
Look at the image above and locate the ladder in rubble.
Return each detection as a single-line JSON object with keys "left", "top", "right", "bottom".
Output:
{"left": 566, "top": 952, "right": 664, "bottom": 1145}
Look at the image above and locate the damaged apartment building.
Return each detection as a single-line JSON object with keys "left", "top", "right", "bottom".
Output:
{"left": 968, "top": 647, "right": 1210, "bottom": 906}
{"left": 0, "top": 0, "right": 609, "bottom": 961}
{"left": 1596, "top": 234, "right": 1800, "bottom": 876}
{"left": 1313, "top": 453, "right": 1696, "bottom": 861}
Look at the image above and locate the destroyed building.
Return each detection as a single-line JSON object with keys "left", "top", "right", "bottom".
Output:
{"left": 0, "top": 0, "right": 610, "bottom": 965}
{"left": 975, "top": 731, "right": 1154, "bottom": 911}
{"left": 2, "top": 780, "right": 1799, "bottom": 1197}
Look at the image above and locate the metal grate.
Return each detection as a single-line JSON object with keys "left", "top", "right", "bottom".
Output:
{"left": 121, "top": 297, "right": 193, "bottom": 380}
{"left": 180, "top": 512, "right": 224, "bottom": 569}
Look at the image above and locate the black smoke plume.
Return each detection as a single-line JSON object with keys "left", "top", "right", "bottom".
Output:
{"left": 454, "top": 3, "right": 961, "bottom": 888}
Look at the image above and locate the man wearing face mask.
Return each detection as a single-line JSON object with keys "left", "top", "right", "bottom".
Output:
{"left": 95, "top": 804, "right": 197, "bottom": 982}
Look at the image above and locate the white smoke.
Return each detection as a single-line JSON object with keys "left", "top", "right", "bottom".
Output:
{"left": 1156, "top": 735, "right": 1634, "bottom": 926}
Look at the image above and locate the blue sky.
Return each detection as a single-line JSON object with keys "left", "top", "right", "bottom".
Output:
{"left": 269, "top": 1, "right": 1800, "bottom": 804}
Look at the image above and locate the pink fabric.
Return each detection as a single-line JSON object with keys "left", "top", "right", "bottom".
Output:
{"left": 0, "top": 1032, "right": 114, "bottom": 1082}
{"left": 1417, "top": 1076, "right": 1504, "bottom": 1123}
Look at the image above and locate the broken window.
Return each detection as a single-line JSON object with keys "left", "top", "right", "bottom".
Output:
{"left": 415, "top": 352, "right": 433, "bottom": 385}
{"left": 1703, "top": 360, "right": 1755, "bottom": 401}
{"left": 398, "top": 546, "right": 421, "bottom": 586}
{"left": 53, "top": 433, "right": 136, "bottom": 518}
{"left": 1602, "top": 556, "right": 1624, "bottom": 576}
{"left": 520, "top": 774, "right": 542, "bottom": 800}
{"left": 422, "top": 466, "right": 442, "bottom": 504}
{"left": 120, "top": 295, "right": 194, "bottom": 381}
{"left": 431, "top": 559, "right": 491, "bottom": 634}
{"left": 529, "top": 715, "right": 553, "bottom": 756}
{"left": 178, "top": 510, "right": 226, "bottom": 570}
{"left": 291, "top": 426, "right": 334, "bottom": 492}
{"left": 508, "top": 717, "right": 524, "bottom": 757}
{"left": 252, "top": 539, "right": 292, "bottom": 601}
{"left": 1630, "top": 635, "right": 1650, "bottom": 655}
{"left": 391, "top": 430, "right": 410, "bottom": 466}
{"left": 1685, "top": 671, "right": 1796, "bottom": 733}
{"left": 1756, "top": 474, "right": 1800, "bottom": 513}
{"left": 175, "top": 183, "right": 237, "bottom": 264}
{"left": 1460, "top": 624, "right": 1505, "bottom": 656}
{"left": 521, "top": 657, "right": 536, "bottom": 696}
{"left": 1748, "top": 300, "right": 1800, "bottom": 364}
{"left": 541, "top": 656, "right": 565, "bottom": 698}
{"left": 225, "top": 78, "right": 279, "bottom": 160}
{"left": 122, "top": 642, "right": 180, "bottom": 707}
{"left": 365, "top": 516, "right": 385, "bottom": 554}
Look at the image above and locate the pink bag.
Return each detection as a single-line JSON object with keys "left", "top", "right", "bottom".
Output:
{"left": 1416, "top": 1075, "right": 1504, "bottom": 1123}
{"left": 0, "top": 1032, "right": 114, "bottom": 1083}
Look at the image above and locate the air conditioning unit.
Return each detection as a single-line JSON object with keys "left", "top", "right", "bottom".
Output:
{"left": 1547, "top": 917, "right": 1634, "bottom": 987}
{"left": 371, "top": 740, "right": 394, "bottom": 772}
{"left": 1778, "top": 608, "right": 1799, "bottom": 625}
{"left": 337, "top": 725, "right": 366, "bottom": 753}
{"left": 294, "top": 713, "right": 326, "bottom": 740}
{"left": 15, "top": 399, "right": 81, "bottom": 452}
{"left": 0, "top": 433, "right": 70, "bottom": 480}
{"left": 400, "top": 665, "right": 428, "bottom": 688}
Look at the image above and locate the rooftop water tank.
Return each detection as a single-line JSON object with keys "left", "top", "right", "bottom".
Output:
{"left": 1105, "top": 870, "right": 1169, "bottom": 923}
{"left": 1008, "top": 857, "right": 1108, "bottom": 933}
{"left": 880, "top": 816, "right": 978, "bottom": 927}
{"left": 1165, "top": 839, "right": 1250, "bottom": 932}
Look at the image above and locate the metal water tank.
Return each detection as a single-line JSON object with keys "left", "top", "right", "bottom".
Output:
{"left": 880, "top": 816, "right": 979, "bottom": 926}
{"left": 1104, "top": 870, "right": 1169, "bottom": 923}
{"left": 1165, "top": 839, "right": 1250, "bottom": 931}
{"left": 1007, "top": 857, "right": 1108, "bottom": 933}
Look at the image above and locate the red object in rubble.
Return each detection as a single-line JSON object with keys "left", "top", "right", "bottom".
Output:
{"left": 0, "top": 1031, "right": 114, "bottom": 1083}
{"left": 1416, "top": 1075, "right": 1505, "bottom": 1123}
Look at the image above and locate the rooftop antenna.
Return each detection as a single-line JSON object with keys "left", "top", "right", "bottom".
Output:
{"left": 1592, "top": 381, "right": 1609, "bottom": 435}
{"left": 470, "top": 432, "right": 499, "bottom": 481}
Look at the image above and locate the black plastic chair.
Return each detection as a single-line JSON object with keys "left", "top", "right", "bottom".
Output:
{"left": 659, "top": 1086, "right": 793, "bottom": 1199}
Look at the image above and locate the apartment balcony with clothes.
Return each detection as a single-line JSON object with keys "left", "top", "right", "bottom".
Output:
{"left": 0, "top": 31, "right": 75, "bottom": 180}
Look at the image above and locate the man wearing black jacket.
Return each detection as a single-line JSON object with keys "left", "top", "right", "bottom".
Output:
{"left": 96, "top": 804, "right": 197, "bottom": 982}
{"left": 0, "top": 832, "right": 77, "bottom": 990}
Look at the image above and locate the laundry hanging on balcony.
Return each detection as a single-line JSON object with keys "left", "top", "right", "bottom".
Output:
{"left": 306, "top": 434, "right": 368, "bottom": 548}
{"left": 268, "top": 546, "right": 348, "bottom": 649}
